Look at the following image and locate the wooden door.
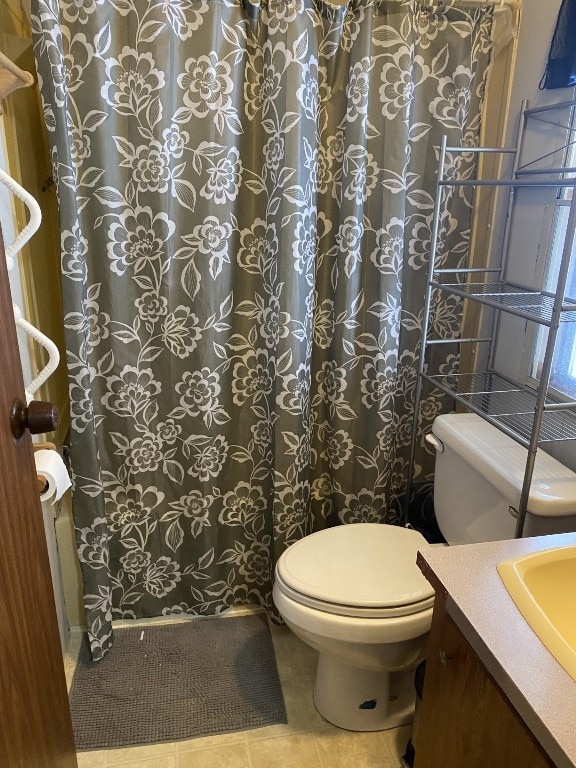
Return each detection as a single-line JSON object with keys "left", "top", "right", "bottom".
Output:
{"left": 0, "top": 227, "right": 77, "bottom": 766}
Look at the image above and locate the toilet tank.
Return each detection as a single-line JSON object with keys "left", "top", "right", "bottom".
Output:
{"left": 430, "top": 413, "right": 576, "bottom": 544}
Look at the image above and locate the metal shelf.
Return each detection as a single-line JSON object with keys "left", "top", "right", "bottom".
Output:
{"left": 422, "top": 372, "right": 576, "bottom": 445}
{"left": 439, "top": 178, "right": 576, "bottom": 188}
{"left": 407, "top": 100, "right": 576, "bottom": 538}
{"left": 429, "top": 281, "right": 576, "bottom": 325}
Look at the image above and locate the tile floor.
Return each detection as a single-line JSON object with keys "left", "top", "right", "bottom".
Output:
{"left": 64, "top": 615, "right": 411, "bottom": 768}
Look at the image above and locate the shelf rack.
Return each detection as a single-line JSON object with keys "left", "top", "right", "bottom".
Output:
{"left": 406, "top": 99, "right": 576, "bottom": 538}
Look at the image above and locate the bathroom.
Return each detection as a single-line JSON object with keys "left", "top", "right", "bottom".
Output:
{"left": 1, "top": 0, "right": 576, "bottom": 766}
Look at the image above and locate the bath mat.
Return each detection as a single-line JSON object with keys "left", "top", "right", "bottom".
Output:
{"left": 69, "top": 613, "right": 286, "bottom": 750}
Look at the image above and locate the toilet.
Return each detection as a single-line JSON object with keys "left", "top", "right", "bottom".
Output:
{"left": 273, "top": 523, "right": 435, "bottom": 731}
{"left": 273, "top": 412, "right": 576, "bottom": 732}
{"left": 430, "top": 412, "right": 576, "bottom": 542}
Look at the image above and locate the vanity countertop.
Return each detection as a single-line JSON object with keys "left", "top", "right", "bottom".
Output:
{"left": 417, "top": 533, "right": 576, "bottom": 768}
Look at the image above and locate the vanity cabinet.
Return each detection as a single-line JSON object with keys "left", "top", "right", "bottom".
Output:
{"left": 414, "top": 592, "right": 556, "bottom": 768}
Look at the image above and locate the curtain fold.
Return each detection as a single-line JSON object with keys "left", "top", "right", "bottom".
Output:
{"left": 31, "top": 0, "right": 493, "bottom": 659}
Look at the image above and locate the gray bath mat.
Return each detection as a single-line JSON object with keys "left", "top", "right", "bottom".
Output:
{"left": 69, "top": 613, "right": 286, "bottom": 750}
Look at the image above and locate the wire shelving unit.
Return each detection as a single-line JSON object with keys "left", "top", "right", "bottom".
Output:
{"left": 406, "top": 99, "right": 576, "bottom": 538}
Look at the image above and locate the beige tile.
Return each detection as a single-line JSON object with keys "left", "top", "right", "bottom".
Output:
{"left": 268, "top": 619, "right": 291, "bottom": 638}
{"left": 315, "top": 729, "right": 395, "bottom": 768}
{"left": 76, "top": 750, "right": 107, "bottom": 767}
{"left": 245, "top": 677, "right": 310, "bottom": 740}
{"left": 295, "top": 675, "right": 333, "bottom": 731}
{"left": 107, "top": 742, "right": 176, "bottom": 764}
{"left": 65, "top": 664, "right": 77, "bottom": 692}
{"left": 248, "top": 733, "right": 320, "bottom": 768}
{"left": 66, "top": 627, "right": 85, "bottom": 661}
{"left": 178, "top": 743, "right": 251, "bottom": 768}
{"left": 382, "top": 724, "right": 412, "bottom": 762}
{"left": 64, "top": 630, "right": 84, "bottom": 692}
{"left": 177, "top": 731, "right": 246, "bottom": 752}
{"left": 284, "top": 632, "right": 318, "bottom": 677}
{"left": 107, "top": 757, "right": 176, "bottom": 768}
{"left": 65, "top": 629, "right": 84, "bottom": 666}
{"left": 272, "top": 634, "right": 296, "bottom": 681}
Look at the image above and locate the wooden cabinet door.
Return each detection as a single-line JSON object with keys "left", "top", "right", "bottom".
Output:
{"left": 0, "top": 227, "right": 77, "bottom": 766}
{"left": 415, "top": 596, "right": 555, "bottom": 768}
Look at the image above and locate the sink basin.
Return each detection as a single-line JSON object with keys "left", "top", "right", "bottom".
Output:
{"left": 497, "top": 546, "right": 576, "bottom": 682}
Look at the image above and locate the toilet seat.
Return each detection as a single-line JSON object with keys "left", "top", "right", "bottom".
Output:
{"left": 275, "top": 523, "right": 435, "bottom": 619}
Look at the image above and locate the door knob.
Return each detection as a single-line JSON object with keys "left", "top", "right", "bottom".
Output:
{"left": 10, "top": 398, "right": 59, "bottom": 440}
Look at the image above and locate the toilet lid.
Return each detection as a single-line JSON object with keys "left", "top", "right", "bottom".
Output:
{"left": 275, "top": 524, "right": 435, "bottom": 618}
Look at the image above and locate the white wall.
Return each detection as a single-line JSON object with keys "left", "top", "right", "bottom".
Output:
{"left": 506, "top": 0, "right": 569, "bottom": 116}
{"left": 0, "top": 121, "right": 33, "bottom": 388}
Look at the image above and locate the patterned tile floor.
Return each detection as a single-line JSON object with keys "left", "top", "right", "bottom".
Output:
{"left": 65, "top": 613, "right": 411, "bottom": 768}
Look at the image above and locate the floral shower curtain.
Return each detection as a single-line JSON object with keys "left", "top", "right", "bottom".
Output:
{"left": 31, "top": 0, "right": 493, "bottom": 659}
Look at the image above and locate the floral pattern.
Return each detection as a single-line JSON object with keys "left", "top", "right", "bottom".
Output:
{"left": 31, "top": 0, "right": 493, "bottom": 659}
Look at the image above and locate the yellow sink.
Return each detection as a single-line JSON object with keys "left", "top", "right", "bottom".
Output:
{"left": 497, "top": 546, "right": 576, "bottom": 682}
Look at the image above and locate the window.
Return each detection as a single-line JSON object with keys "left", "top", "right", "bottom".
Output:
{"left": 531, "top": 114, "right": 576, "bottom": 400}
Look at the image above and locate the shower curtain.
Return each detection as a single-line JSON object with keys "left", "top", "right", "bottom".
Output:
{"left": 31, "top": 0, "right": 493, "bottom": 659}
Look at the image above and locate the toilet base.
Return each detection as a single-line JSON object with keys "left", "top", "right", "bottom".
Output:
{"left": 313, "top": 653, "right": 416, "bottom": 732}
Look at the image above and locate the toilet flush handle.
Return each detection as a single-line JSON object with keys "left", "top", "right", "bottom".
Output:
{"left": 425, "top": 433, "right": 444, "bottom": 453}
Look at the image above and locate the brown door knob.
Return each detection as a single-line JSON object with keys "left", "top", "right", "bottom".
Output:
{"left": 10, "top": 398, "right": 59, "bottom": 440}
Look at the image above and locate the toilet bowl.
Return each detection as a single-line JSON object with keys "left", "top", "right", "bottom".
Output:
{"left": 273, "top": 523, "right": 434, "bottom": 731}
